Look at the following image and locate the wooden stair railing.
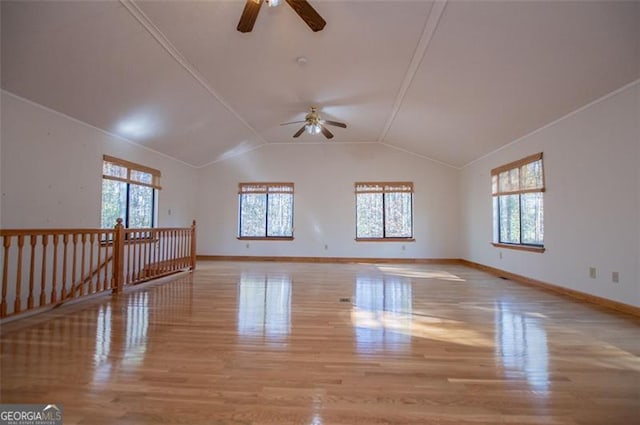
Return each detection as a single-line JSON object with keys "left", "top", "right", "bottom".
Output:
{"left": 0, "top": 219, "right": 196, "bottom": 319}
{"left": 71, "top": 253, "right": 114, "bottom": 297}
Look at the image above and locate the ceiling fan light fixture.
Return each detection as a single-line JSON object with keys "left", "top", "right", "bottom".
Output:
{"left": 306, "top": 123, "right": 322, "bottom": 135}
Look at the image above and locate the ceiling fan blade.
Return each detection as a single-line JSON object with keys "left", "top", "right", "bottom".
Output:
{"left": 280, "top": 120, "right": 306, "bottom": 126}
{"left": 293, "top": 125, "right": 306, "bottom": 138}
{"left": 320, "top": 125, "right": 334, "bottom": 139}
{"left": 323, "top": 120, "right": 347, "bottom": 129}
{"left": 237, "top": 0, "right": 263, "bottom": 33}
{"left": 285, "top": 0, "right": 326, "bottom": 32}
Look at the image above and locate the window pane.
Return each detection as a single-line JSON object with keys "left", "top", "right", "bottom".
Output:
{"left": 521, "top": 193, "right": 544, "bottom": 245}
{"left": 101, "top": 179, "right": 127, "bottom": 228}
{"left": 499, "top": 168, "right": 519, "bottom": 193}
{"left": 356, "top": 193, "right": 383, "bottom": 238}
{"left": 103, "top": 161, "right": 127, "bottom": 178}
{"left": 131, "top": 169, "right": 153, "bottom": 185}
{"left": 499, "top": 194, "right": 520, "bottom": 244}
{"left": 384, "top": 192, "right": 412, "bottom": 237}
{"left": 520, "top": 159, "right": 543, "bottom": 191}
{"left": 267, "top": 193, "right": 293, "bottom": 237}
{"left": 240, "top": 194, "right": 266, "bottom": 237}
{"left": 129, "top": 184, "right": 154, "bottom": 228}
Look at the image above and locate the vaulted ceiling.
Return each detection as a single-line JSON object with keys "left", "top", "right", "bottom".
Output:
{"left": 2, "top": 1, "right": 639, "bottom": 168}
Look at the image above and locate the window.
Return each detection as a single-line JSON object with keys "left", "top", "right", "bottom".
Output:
{"left": 355, "top": 182, "right": 413, "bottom": 240}
{"left": 238, "top": 183, "right": 294, "bottom": 239}
{"left": 101, "top": 155, "right": 160, "bottom": 228}
{"left": 491, "top": 153, "right": 545, "bottom": 251}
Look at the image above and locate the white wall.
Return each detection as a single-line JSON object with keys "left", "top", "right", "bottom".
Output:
{"left": 196, "top": 143, "right": 460, "bottom": 259}
{"left": 460, "top": 81, "right": 640, "bottom": 307}
{"left": 1, "top": 91, "right": 197, "bottom": 228}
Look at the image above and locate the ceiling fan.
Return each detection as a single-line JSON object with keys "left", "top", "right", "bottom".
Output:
{"left": 237, "top": 0, "right": 326, "bottom": 33}
{"left": 280, "top": 107, "right": 347, "bottom": 139}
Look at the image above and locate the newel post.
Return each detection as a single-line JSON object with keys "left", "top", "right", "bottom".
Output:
{"left": 190, "top": 220, "right": 197, "bottom": 271}
{"left": 112, "top": 218, "right": 125, "bottom": 294}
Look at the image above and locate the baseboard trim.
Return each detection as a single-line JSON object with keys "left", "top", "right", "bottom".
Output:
{"left": 460, "top": 259, "right": 640, "bottom": 318}
{"left": 197, "top": 255, "right": 461, "bottom": 265}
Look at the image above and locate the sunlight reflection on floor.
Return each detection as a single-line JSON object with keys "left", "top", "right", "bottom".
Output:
{"left": 375, "top": 265, "right": 466, "bottom": 281}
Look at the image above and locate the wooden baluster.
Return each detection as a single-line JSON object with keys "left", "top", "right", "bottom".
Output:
{"left": 151, "top": 229, "right": 157, "bottom": 278}
{"left": 28, "top": 235, "right": 37, "bottom": 309}
{"left": 157, "top": 229, "right": 162, "bottom": 276}
{"left": 139, "top": 231, "right": 145, "bottom": 280}
{"left": 140, "top": 231, "right": 145, "bottom": 279}
{"left": 182, "top": 229, "right": 187, "bottom": 268}
{"left": 71, "top": 233, "right": 78, "bottom": 299}
{"left": 191, "top": 220, "right": 197, "bottom": 271}
{"left": 103, "top": 232, "right": 110, "bottom": 291}
{"left": 173, "top": 230, "right": 181, "bottom": 270}
{"left": 61, "top": 234, "right": 68, "bottom": 300}
{"left": 79, "top": 233, "right": 86, "bottom": 296}
{"left": 14, "top": 235, "right": 25, "bottom": 314}
{"left": 39, "top": 234, "right": 49, "bottom": 306}
{"left": 177, "top": 230, "right": 183, "bottom": 269}
{"left": 170, "top": 230, "right": 175, "bottom": 271}
{"left": 2, "top": 235, "right": 11, "bottom": 317}
{"left": 160, "top": 230, "right": 167, "bottom": 264}
{"left": 127, "top": 231, "right": 133, "bottom": 284}
{"left": 96, "top": 233, "right": 103, "bottom": 292}
{"left": 142, "top": 230, "right": 149, "bottom": 279}
{"left": 176, "top": 230, "right": 181, "bottom": 269}
{"left": 51, "top": 235, "right": 58, "bottom": 303}
{"left": 112, "top": 219, "right": 125, "bottom": 294}
{"left": 169, "top": 230, "right": 174, "bottom": 271}
{"left": 164, "top": 230, "right": 171, "bottom": 271}
{"left": 89, "top": 233, "right": 95, "bottom": 294}
{"left": 134, "top": 231, "right": 140, "bottom": 282}
{"left": 174, "top": 230, "right": 179, "bottom": 270}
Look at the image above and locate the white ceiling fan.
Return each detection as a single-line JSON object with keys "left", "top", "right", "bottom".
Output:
{"left": 280, "top": 107, "right": 347, "bottom": 139}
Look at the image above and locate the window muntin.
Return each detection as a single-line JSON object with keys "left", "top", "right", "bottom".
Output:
{"left": 492, "top": 153, "right": 544, "bottom": 248}
{"left": 238, "top": 183, "right": 294, "bottom": 239}
{"left": 355, "top": 182, "right": 413, "bottom": 240}
{"left": 101, "top": 155, "right": 160, "bottom": 228}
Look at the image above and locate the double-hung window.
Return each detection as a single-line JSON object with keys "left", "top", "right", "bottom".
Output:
{"left": 101, "top": 155, "right": 160, "bottom": 228}
{"left": 355, "top": 182, "right": 413, "bottom": 240}
{"left": 492, "top": 153, "right": 545, "bottom": 251}
{"left": 238, "top": 183, "right": 294, "bottom": 239}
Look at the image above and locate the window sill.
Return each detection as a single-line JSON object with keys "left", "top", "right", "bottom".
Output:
{"left": 237, "top": 237, "right": 294, "bottom": 241}
{"left": 491, "top": 242, "right": 545, "bottom": 253}
{"left": 356, "top": 238, "right": 415, "bottom": 242}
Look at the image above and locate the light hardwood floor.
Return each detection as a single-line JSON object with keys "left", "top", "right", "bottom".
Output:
{"left": 1, "top": 261, "right": 639, "bottom": 425}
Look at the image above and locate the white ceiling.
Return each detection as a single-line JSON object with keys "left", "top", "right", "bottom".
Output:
{"left": 2, "top": 0, "right": 639, "bottom": 168}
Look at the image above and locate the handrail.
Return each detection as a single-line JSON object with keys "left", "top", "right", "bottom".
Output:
{"left": 0, "top": 219, "right": 196, "bottom": 319}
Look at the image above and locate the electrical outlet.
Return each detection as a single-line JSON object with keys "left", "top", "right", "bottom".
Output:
{"left": 324, "top": 244, "right": 328, "bottom": 250}
{"left": 245, "top": 243, "right": 250, "bottom": 249}
{"left": 612, "top": 272, "right": 619, "bottom": 283}
{"left": 499, "top": 252, "right": 503, "bottom": 259}
{"left": 401, "top": 245, "right": 406, "bottom": 251}
{"left": 589, "top": 267, "right": 596, "bottom": 279}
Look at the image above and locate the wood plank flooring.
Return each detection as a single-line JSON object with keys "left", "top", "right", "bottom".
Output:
{"left": 1, "top": 261, "right": 639, "bottom": 424}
